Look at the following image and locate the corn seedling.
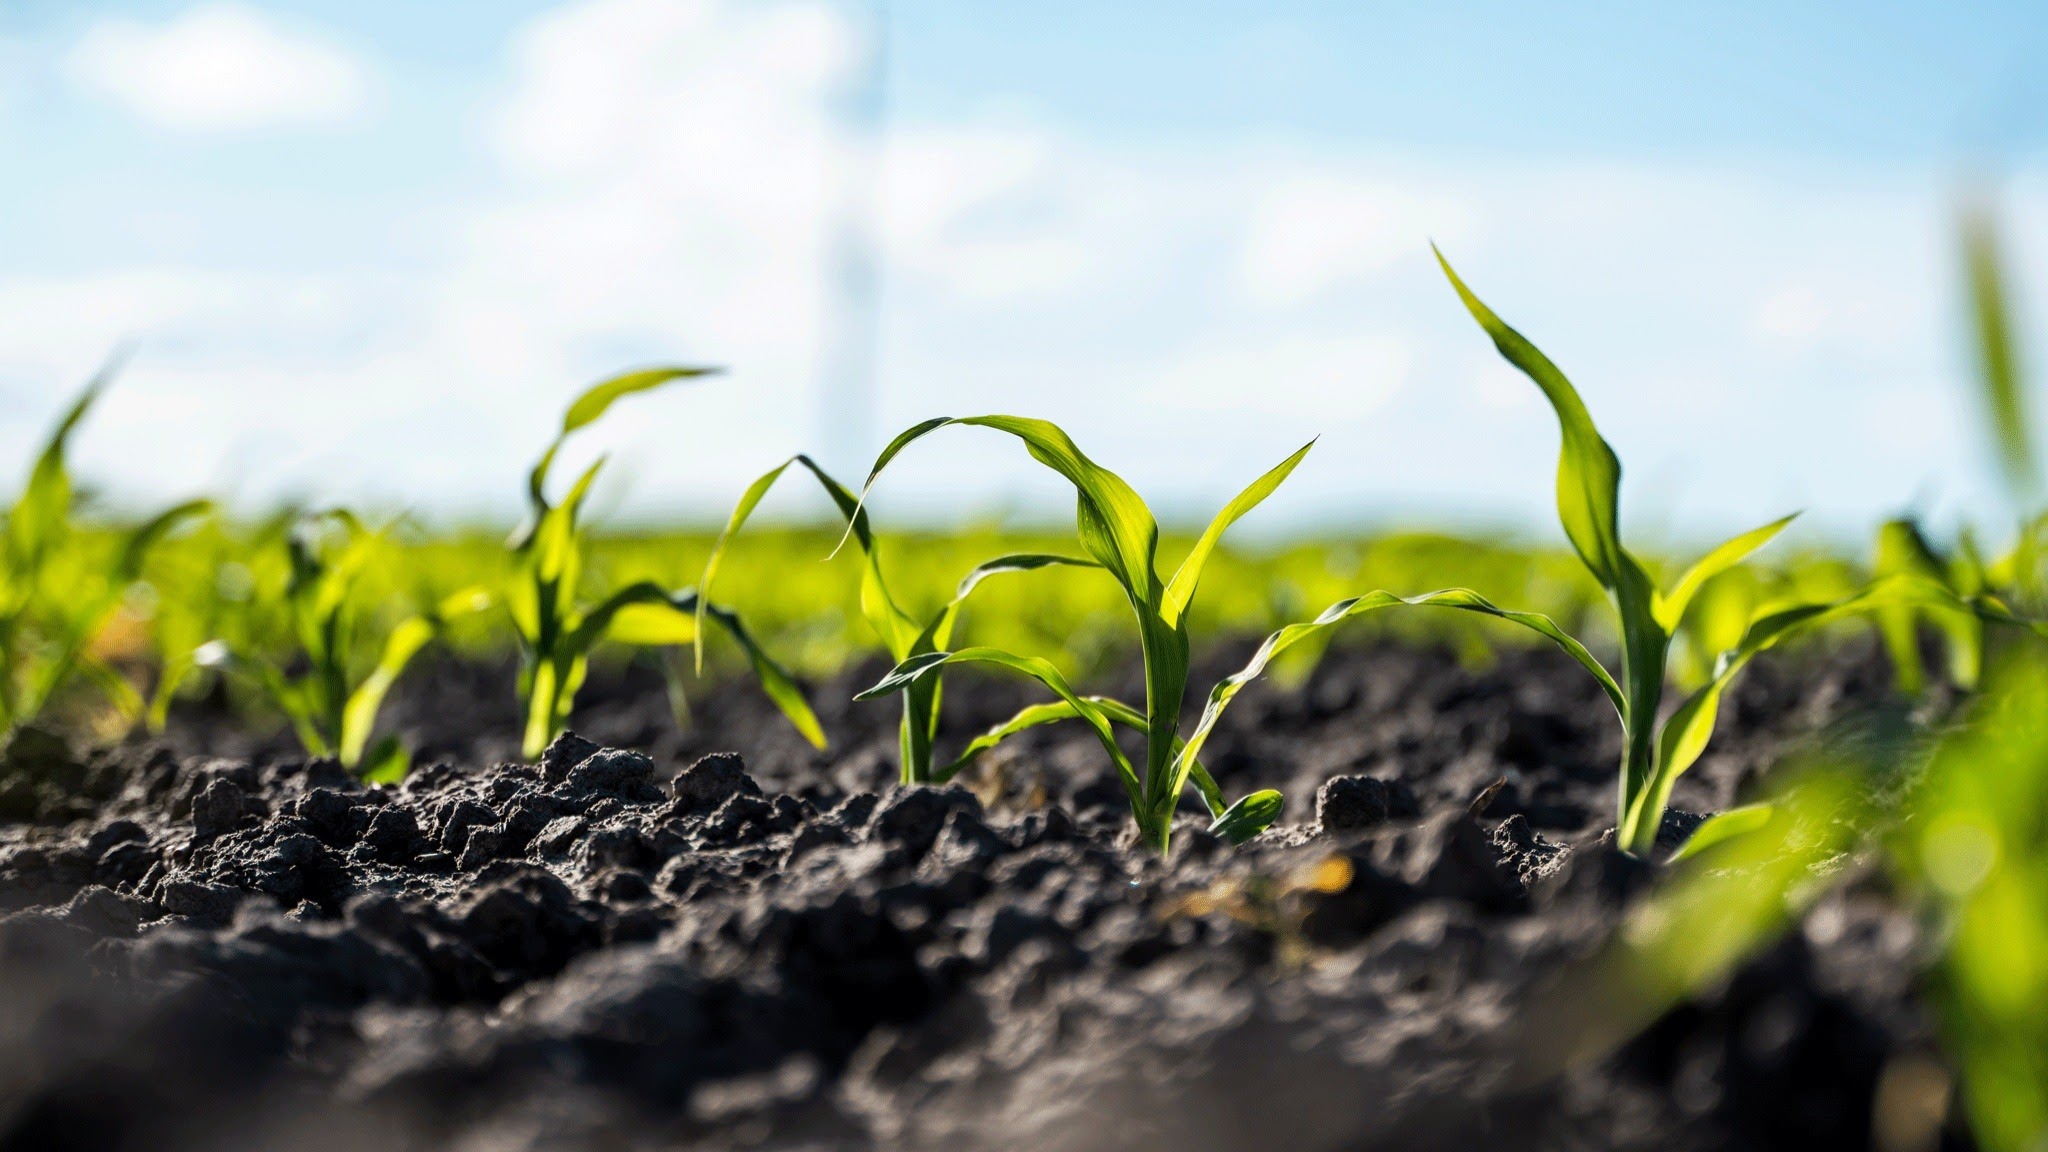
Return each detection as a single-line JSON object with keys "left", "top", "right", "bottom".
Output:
{"left": 508, "top": 368, "right": 825, "bottom": 759}
{"left": 700, "top": 453, "right": 1098, "bottom": 784}
{"left": 1872, "top": 517, "right": 1987, "bottom": 694}
{"left": 1436, "top": 248, "right": 2031, "bottom": 856}
{"left": 0, "top": 367, "right": 210, "bottom": 733}
{"left": 196, "top": 511, "right": 490, "bottom": 781}
{"left": 143, "top": 508, "right": 303, "bottom": 732}
{"left": 848, "top": 416, "right": 1317, "bottom": 853}
{"left": 1872, "top": 203, "right": 2043, "bottom": 693}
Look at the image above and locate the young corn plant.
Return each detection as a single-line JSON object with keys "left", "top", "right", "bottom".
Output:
{"left": 197, "top": 511, "right": 491, "bottom": 782}
{"left": 508, "top": 368, "right": 825, "bottom": 759}
{"left": 0, "top": 367, "right": 211, "bottom": 733}
{"left": 1871, "top": 203, "right": 2041, "bottom": 692}
{"left": 1872, "top": 517, "right": 1986, "bottom": 695}
{"left": 1435, "top": 248, "right": 2031, "bottom": 855}
{"left": 847, "top": 416, "right": 1326, "bottom": 853}
{"left": 699, "top": 453, "right": 1098, "bottom": 784}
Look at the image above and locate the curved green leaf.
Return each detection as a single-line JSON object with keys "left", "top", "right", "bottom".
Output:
{"left": 340, "top": 616, "right": 434, "bottom": 768}
{"left": 682, "top": 590, "right": 827, "bottom": 751}
{"left": 697, "top": 454, "right": 907, "bottom": 668}
{"left": 520, "top": 366, "right": 710, "bottom": 539}
{"left": 1656, "top": 513, "right": 1798, "bottom": 632}
{"left": 852, "top": 416, "right": 1159, "bottom": 603}
{"left": 1162, "top": 439, "right": 1315, "bottom": 628}
{"left": 9, "top": 370, "right": 108, "bottom": 572}
{"left": 1208, "top": 789, "right": 1283, "bottom": 844}
{"left": 920, "top": 553, "right": 1101, "bottom": 653}
{"left": 1437, "top": 247, "right": 1628, "bottom": 590}
{"left": 118, "top": 499, "right": 215, "bottom": 581}
{"left": 1962, "top": 204, "right": 2035, "bottom": 504}
{"left": 856, "top": 646, "right": 1142, "bottom": 802}
{"left": 1668, "top": 803, "right": 1776, "bottom": 864}
{"left": 561, "top": 366, "right": 717, "bottom": 435}
{"left": 1170, "top": 588, "right": 1624, "bottom": 813}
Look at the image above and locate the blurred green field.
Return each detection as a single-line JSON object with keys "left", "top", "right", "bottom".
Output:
{"left": 84, "top": 516, "right": 1865, "bottom": 726}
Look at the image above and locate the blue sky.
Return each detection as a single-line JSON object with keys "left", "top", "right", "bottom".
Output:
{"left": 0, "top": 0, "right": 2045, "bottom": 548}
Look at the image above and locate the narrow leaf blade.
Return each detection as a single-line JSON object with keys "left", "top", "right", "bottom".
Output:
{"left": 561, "top": 366, "right": 716, "bottom": 435}
{"left": 1668, "top": 803, "right": 1776, "bottom": 864}
{"left": 1169, "top": 587, "right": 1623, "bottom": 812}
{"left": 1208, "top": 789, "right": 1283, "bottom": 844}
{"left": 1655, "top": 513, "right": 1798, "bottom": 632}
{"left": 340, "top": 616, "right": 435, "bottom": 768}
{"left": 1436, "top": 247, "right": 1629, "bottom": 590}
{"left": 1162, "top": 439, "right": 1315, "bottom": 627}
{"left": 1962, "top": 203, "right": 2035, "bottom": 503}
{"left": 858, "top": 647, "right": 1143, "bottom": 802}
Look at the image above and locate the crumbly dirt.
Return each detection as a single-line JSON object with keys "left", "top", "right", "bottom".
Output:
{"left": 0, "top": 639, "right": 1949, "bottom": 1151}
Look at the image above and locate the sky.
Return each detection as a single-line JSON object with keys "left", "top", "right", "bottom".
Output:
{"left": 0, "top": 0, "right": 2045, "bottom": 548}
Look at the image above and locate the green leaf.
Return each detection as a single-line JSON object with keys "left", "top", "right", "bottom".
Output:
{"left": 1440, "top": 245, "right": 1669, "bottom": 847}
{"left": 686, "top": 591, "right": 828, "bottom": 751}
{"left": 934, "top": 692, "right": 1144, "bottom": 782}
{"left": 1162, "top": 439, "right": 1315, "bottom": 628}
{"left": 697, "top": 453, "right": 911, "bottom": 668}
{"left": 857, "top": 646, "right": 1143, "bottom": 803}
{"left": 339, "top": 616, "right": 434, "bottom": 768}
{"left": 1874, "top": 518, "right": 1948, "bottom": 695}
{"left": 853, "top": 416, "right": 1160, "bottom": 606}
{"left": 1655, "top": 513, "right": 1798, "bottom": 632}
{"left": 520, "top": 366, "right": 710, "bottom": 544}
{"left": 1436, "top": 247, "right": 1629, "bottom": 590}
{"left": 561, "top": 366, "right": 717, "bottom": 435}
{"left": 1171, "top": 587, "right": 1624, "bottom": 807}
{"left": 852, "top": 415, "right": 1183, "bottom": 836}
{"left": 357, "top": 735, "right": 411, "bottom": 785}
{"left": 9, "top": 370, "right": 107, "bottom": 572}
{"left": 604, "top": 601, "right": 700, "bottom": 646}
{"left": 935, "top": 698, "right": 1092, "bottom": 783}
{"left": 435, "top": 585, "right": 495, "bottom": 621}
{"left": 1962, "top": 204, "right": 2035, "bottom": 504}
{"left": 1632, "top": 574, "right": 2040, "bottom": 853}
{"left": 1668, "top": 803, "right": 1776, "bottom": 864}
{"left": 920, "top": 553, "right": 1101, "bottom": 653}
{"left": 1208, "top": 789, "right": 1283, "bottom": 844}
{"left": 1186, "top": 760, "right": 1231, "bottom": 820}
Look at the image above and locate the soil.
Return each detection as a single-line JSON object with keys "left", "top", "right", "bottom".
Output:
{"left": 0, "top": 637, "right": 1953, "bottom": 1151}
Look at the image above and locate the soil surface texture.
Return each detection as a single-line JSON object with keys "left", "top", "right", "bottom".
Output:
{"left": 0, "top": 639, "right": 1944, "bottom": 1151}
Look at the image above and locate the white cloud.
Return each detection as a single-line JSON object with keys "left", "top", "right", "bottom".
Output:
{"left": 66, "top": 3, "right": 370, "bottom": 132}
{"left": 1239, "top": 174, "right": 1470, "bottom": 307}
{"left": 1142, "top": 332, "right": 1411, "bottom": 420}
{"left": 10, "top": 0, "right": 2048, "bottom": 542}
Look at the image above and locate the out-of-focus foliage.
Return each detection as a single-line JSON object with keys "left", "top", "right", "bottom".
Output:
{"left": 1533, "top": 760, "right": 1870, "bottom": 1072}
{"left": 504, "top": 368, "right": 825, "bottom": 760}
{"left": 1891, "top": 645, "right": 2048, "bottom": 1152}
{"left": 1880, "top": 201, "right": 2046, "bottom": 695}
{"left": 1542, "top": 639, "right": 2048, "bottom": 1152}
{"left": 0, "top": 368, "right": 210, "bottom": 739}
{"left": 191, "top": 511, "right": 490, "bottom": 781}
{"left": 122, "top": 519, "right": 1876, "bottom": 712}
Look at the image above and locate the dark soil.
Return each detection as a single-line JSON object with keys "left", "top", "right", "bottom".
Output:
{"left": 0, "top": 638, "right": 1949, "bottom": 1151}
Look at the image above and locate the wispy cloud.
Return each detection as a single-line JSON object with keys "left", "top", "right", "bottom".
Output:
{"left": 4, "top": 0, "right": 2041, "bottom": 542}
{"left": 66, "top": 3, "right": 371, "bottom": 132}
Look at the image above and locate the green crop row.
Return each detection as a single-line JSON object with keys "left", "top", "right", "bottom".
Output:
{"left": 2, "top": 209, "right": 2033, "bottom": 868}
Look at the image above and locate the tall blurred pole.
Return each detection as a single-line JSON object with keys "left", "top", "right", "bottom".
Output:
{"left": 817, "top": 0, "right": 887, "bottom": 475}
